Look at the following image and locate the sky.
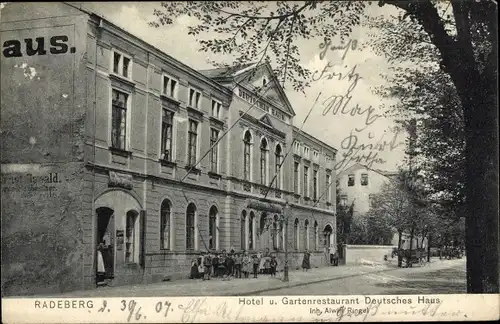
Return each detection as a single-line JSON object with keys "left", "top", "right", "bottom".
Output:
{"left": 84, "top": 2, "right": 408, "bottom": 173}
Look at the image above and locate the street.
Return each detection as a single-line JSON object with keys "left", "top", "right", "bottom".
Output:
{"left": 257, "top": 258, "right": 466, "bottom": 295}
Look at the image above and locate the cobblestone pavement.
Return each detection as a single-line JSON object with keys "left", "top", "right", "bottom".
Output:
{"left": 31, "top": 258, "right": 464, "bottom": 298}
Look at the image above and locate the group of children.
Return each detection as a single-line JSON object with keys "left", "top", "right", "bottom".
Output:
{"left": 190, "top": 249, "right": 279, "bottom": 280}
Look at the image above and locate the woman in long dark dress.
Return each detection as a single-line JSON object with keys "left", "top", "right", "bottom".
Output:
{"left": 302, "top": 249, "right": 311, "bottom": 272}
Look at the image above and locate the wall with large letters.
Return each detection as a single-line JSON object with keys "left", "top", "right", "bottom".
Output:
{"left": 0, "top": 3, "right": 92, "bottom": 295}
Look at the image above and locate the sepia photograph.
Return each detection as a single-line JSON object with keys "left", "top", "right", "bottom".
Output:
{"left": 1, "top": 1, "right": 498, "bottom": 322}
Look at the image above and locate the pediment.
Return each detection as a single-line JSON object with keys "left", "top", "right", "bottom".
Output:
{"left": 259, "top": 114, "right": 274, "bottom": 128}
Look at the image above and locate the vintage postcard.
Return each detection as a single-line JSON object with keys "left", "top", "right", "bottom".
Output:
{"left": 1, "top": 1, "right": 498, "bottom": 323}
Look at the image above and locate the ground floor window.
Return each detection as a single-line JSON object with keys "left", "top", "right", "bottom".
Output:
{"left": 186, "top": 203, "right": 196, "bottom": 250}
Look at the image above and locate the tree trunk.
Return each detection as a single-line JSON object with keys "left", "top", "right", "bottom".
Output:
{"left": 427, "top": 234, "right": 432, "bottom": 262}
{"left": 397, "top": 231, "right": 403, "bottom": 268}
{"left": 408, "top": 226, "right": 415, "bottom": 268}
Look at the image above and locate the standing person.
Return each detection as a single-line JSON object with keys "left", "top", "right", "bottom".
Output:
{"left": 202, "top": 252, "right": 211, "bottom": 280}
{"left": 252, "top": 254, "right": 260, "bottom": 278}
{"left": 96, "top": 243, "right": 106, "bottom": 285}
{"left": 302, "top": 249, "right": 311, "bottom": 272}
{"left": 211, "top": 253, "right": 219, "bottom": 278}
{"left": 234, "top": 253, "right": 242, "bottom": 278}
{"left": 328, "top": 245, "right": 335, "bottom": 266}
{"left": 333, "top": 246, "right": 339, "bottom": 266}
{"left": 242, "top": 252, "right": 251, "bottom": 278}
{"left": 225, "top": 252, "right": 234, "bottom": 278}
{"left": 269, "top": 255, "right": 278, "bottom": 278}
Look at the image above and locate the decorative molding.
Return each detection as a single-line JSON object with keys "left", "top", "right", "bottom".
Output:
{"left": 108, "top": 171, "right": 133, "bottom": 190}
{"left": 209, "top": 116, "right": 225, "bottom": 129}
{"left": 186, "top": 106, "right": 204, "bottom": 121}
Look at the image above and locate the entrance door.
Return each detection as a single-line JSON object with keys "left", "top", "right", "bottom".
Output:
{"left": 96, "top": 207, "right": 115, "bottom": 283}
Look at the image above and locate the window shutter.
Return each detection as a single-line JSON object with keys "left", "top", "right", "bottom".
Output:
{"left": 140, "top": 210, "right": 146, "bottom": 268}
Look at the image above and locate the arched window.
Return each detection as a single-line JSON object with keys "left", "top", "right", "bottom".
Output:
{"left": 305, "top": 220, "right": 310, "bottom": 250}
{"left": 273, "top": 215, "right": 279, "bottom": 250}
{"left": 294, "top": 218, "right": 300, "bottom": 250}
{"left": 260, "top": 138, "right": 268, "bottom": 185}
{"left": 186, "top": 203, "right": 196, "bottom": 250}
{"left": 260, "top": 213, "right": 267, "bottom": 234}
{"left": 275, "top": 144, "right": 282, "bottom": 189}
{"left": 209, "top": 206, "right": 218, "bottom": 250}
{"left": 241, "top": 211, "right": 247, "bottom": 250}
{"left": 249, "top": 212, "right": 255, "bottom": 250}
{"left": 314, "top": 221, "right": 319, "bottom": 251}
{"left": 243, "top": 131, "right": 252, "bottom": 181}
{"left": 160, "top": 199, "right": 172, "bottom": 250}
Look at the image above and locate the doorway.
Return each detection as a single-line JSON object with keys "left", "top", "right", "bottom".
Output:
{"left": 96, "top": 207, "right": 115, "bottom": 285}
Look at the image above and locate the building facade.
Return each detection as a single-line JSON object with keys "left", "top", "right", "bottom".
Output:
{"left": 1, "top": 2, "right": 337, "bottom": 295}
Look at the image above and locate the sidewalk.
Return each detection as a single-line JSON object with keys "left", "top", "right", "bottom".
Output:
{"left": 38, "top": 258, "right": 462, "bottom": 298}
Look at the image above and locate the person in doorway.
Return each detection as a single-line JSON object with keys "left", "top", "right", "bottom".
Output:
{"left": 252, "top": 254, "right": 260, "bottom": 278}
{"left": 96, "top": 243, "right": 106, "bottom": 285}
{"left": 302, "top": 249, "right": 311, "bottom": 272}
{"left": 270, "top": 255, "right": 278, "bottom": 278}
{"left": 242, "top": 251, "right": 252, "bottom": 278}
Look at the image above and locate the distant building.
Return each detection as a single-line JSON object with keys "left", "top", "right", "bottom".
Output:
{"left": 1, "top": 2, "right": 337, "bottom": 295}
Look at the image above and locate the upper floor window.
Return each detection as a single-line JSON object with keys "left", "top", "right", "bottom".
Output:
{"left": 369, "top": 194, "right": 376, "bottom": 208}
{"left": 348, "top": 174, "right": 355, "bottom": 187}
{"left": 361, "top": 173, "right": 369, "bottom": 186}
{"left": 260, "top": 138, "right": 269, "bottom": 185}
{"left": 189, "top": 88, "right": 202, "bottom": 109}
{"left": 303, "top": 165, "right": 309, "bottom": 197}
{"left": 293, "top": 162, "right": 300, "bottom": 194}
{"left": 161, "top": 109, "right": 174, "bottom": 161}
{"left": 112, "top": 51, "right": 132, "bottom": 79}
{"left": 294, "top": 141, "right": 301, "bottom": 155}
{"left": 313, "top": 150, "right": 320, "bottom": 162}
{"left": 111, "top": 89, "right": 128, "bottom": 150}
{"left": 340, "top": 194, "right": 348, "bottom": 206}
{"left": 188, "top": 120, "right": 198, "bottom": 166}
{"left": 313, "top": 169, "right": 318, "bottom": 200}
{"left": 243, "top": 131, "right": 252, "bottom": 181}
{"left": 303, "top": 146, "right": 310, "bottom": 159}
{"left": 211, "top": 99, "right": 222, "bottom": 118}
{"left": 275, "top": 144, "right": 282, "bottom": 189}
{"left": 326, "top": 173, "right": 332, "bottom": 202}
{"left": 209, "top": 128, "right": 219, "bottom": 173}
{"left": 162, "top": 75, "right": 178, "bottom": 99}
{"left": 262, "top": 77, "right": 267, "bottom": 87}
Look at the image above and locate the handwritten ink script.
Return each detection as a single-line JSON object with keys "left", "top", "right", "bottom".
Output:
{"left": 312, "top": 39, "right": 402, "bottom": 171}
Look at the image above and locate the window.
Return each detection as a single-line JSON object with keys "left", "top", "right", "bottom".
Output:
{"left": 161, "top": 109, "right": 173, "bottom": 161}
{"left": 189, "top": 88, "right": 202, "bottom": 109}
{"left": 160, "top": 200, "right": 171, "bottom": 250}
{"left": 209, "top": 206, "right": 218, "bottom": 250}
{"left": 303, "top": 166, "right": 309, "bottom": 197}
{"left": 340, "top": 195, "right": 348, "bottom": 206}
{"left": 313, "top": 169, "right": 318, "bottom": 200}
{"left": 112, "top": 51, "right": 132, "bottom": 78}
{"left": 294, "top": 162, "right": 300, "bottom": 194}
{"left": 249, "top": 212, "right": 255, "bottom": 250}
{"left": 162, "top": 75, "right": 178, "bottom": 99}
{"left": 262, "top": 77, "right": 267, "bottom": 87}
{"left": 273, "top": 215, "right": 278, "bottom": 250}
{"left": 186, "top": 203, "right": 196, "bottom": 250}
{"left": 369, "top": 194, "right": 376, "bottom": 208}
{"left": 209, "top": 128, "right": 219, "bottom": 173}
{"left": 326, "top": 173, "right": 332, "bottom": 202}
{"left": 188, "top": 120, "right": 198, "bottom": 166}
{"left": 305, "top": 220, "right": 310, "bottom": 250}
{"left": 313, "top": 150, "right": 319, "bottom": 162}
{"left": 348, "top": 174, "right": 355, "bottom": 186}
{"left": 125, "top": 210, "right": 138, "bottom": 263}
{"left": 361, "top": 173, "right": 369, "bottom": 186}
{"left": 241, "top": 211, "right": 247, "bottom": 250}
{"left": 211, "top": 99, "right": 221, "bottom": 118}
{"left": 243, "top": 131, "right": 252, "bottom": 181}
{"left": 294, "top": 141, "right": 301, "bottom": 155}
{"left": 111, "top": 89, "right": 128, "bottom": 150}
{"left": 275, "top": 144, "right": 282, "bottom": 189}
{"left": 260, "top": 138, "right": 268, "bottom": 185}
{"left": 303, "top": 146, "right": 310, "bottom": 159}
{"left": 314, "top": 221, "right": 319, "bottom": 251}
{"left": 294, "top": 218, "right": 300, "bottom": 250}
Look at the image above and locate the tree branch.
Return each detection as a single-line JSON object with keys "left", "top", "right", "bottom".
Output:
{"left": 219, "top": 2, "right": 312, "bottom": 21}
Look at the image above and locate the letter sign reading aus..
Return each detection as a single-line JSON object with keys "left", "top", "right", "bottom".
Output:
{"left": 0, "top": 25, "right": 78, "bottom": 164}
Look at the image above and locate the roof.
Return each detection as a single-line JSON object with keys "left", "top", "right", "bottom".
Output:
{"left": 292, "top": 126, "right": 337, "bottom": 154}
{"left": 198, "top": 62, "right": 257, "bottom": 79}
{"left": 337, "top": 163, "right": 398, "bottom": 178}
